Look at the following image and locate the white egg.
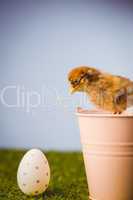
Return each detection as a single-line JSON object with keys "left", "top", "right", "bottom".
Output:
{"left": 17, "top": 149, "right": 50, "bottom": 196}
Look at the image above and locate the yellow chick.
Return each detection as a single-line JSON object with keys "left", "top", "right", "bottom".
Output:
{"left": 68, "top": 66, "right": 133, "bottom": 114}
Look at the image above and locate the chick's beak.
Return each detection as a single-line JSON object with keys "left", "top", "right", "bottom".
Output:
{"left": 69, "top": 85, "right": 76, "bottom": 94}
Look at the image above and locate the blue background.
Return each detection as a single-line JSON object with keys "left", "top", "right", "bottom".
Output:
{"left": 0, "top": 0, "right": 133, "bottom": 150}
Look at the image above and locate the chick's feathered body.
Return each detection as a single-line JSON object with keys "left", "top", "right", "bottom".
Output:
{"left": 86, "top": 74, "right": 131, "bottom": 113}
{"left": 68, "top": 66, "right": 133, "bottom": 113}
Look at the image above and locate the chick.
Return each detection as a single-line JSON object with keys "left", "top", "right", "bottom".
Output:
{"left": 68, "top": 66, "right": 133, "bottom": 113}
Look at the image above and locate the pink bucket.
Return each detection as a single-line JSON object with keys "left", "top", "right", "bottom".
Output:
{"left": 76, "top": 109, "right": 133, "bottom": 200}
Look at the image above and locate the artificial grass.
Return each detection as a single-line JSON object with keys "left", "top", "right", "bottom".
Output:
{"left": 0, "top": 150, "right": 88, "bottom": 200}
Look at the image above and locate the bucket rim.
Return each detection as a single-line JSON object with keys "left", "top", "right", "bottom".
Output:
{"left": 76, "top": 108, "right": 133, "bottom": 118}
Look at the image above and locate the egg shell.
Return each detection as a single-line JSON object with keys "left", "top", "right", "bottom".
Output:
{"left": 17, "top": 149, "right": 50, "bottom": 196}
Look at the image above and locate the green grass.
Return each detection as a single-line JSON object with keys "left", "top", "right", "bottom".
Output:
{"left": 0, "top": 150, "right": 88, "bottom": 200}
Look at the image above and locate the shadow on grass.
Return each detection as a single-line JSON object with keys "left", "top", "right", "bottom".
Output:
{"left": 43, "top": 187, "right": 64, "bottom": 199}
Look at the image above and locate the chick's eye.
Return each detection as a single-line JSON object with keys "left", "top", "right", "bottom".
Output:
{"left": 74, "top": 80, "right": 78, "bottom": 84}
{"left": 71, "top": 79, "right": 79, "bottom": 85}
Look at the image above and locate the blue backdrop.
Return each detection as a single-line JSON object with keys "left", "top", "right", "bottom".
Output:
{"left": 0, "top": 0, "right": 133, "bottom": 150}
